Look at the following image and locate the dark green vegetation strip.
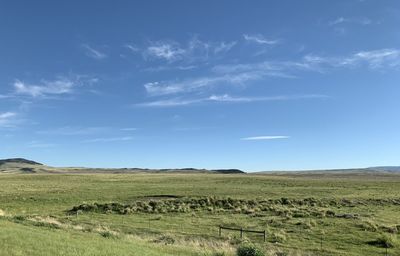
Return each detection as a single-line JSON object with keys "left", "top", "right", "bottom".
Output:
{"left": 69, "top": 197, "right": 400, "bottom": 216}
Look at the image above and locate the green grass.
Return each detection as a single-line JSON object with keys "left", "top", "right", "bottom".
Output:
{"left": 0, "top": 219, "right": 196, "bottom": 256}
{"left": 0, "top": 172, "right": 400, "bottom": 255}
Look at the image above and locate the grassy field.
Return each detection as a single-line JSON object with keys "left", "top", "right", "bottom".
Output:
{"left": 0, "top": 171, "right": 400, "bottom": 255}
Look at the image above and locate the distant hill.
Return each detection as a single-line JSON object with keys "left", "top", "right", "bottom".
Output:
{"left": 1, "top": 158, "right": 398, "bottom": 176}
{"left": 0, "top": 158, "right": 43, "bottom": 166}
{"left": 255, "top": 166, "right": 400, "bottom": 177}
{"left": 0, "top": 158, "right": 245, "bottom": 174}
{"left": 367, "top": 166, "right": 400, "bottom": 172}
{"left": 212, "top": 169, "right": 244, "bottom": 174}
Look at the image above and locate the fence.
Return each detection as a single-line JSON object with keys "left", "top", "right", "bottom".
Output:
{"left": 218, "top": 226, "right": 266, "bottom": 242}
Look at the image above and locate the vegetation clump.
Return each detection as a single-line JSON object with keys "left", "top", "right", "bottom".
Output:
{"left": 100, "top": 230, "right": 118, "bottom": 239}
{"left": 367, "top": 234, "right": 397, "bottom": 248}
{"left": 270, "top": 231, "right": 287, "bottom": 244}
{"left": 70, "top": 196, "right": 400, "bottom": 216}
{"left": 236, "top": 243, "right": 264, "bottom": 256}
{"left": 153, "top": 235, "right": 175, "bottom": 245}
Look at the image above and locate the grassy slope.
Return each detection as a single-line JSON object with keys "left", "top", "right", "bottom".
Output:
{"left": 0, "top": 219, "right": 195, "bottom": 256}
{"left": 0, "top": 173, "right": 399, "bottom": 255}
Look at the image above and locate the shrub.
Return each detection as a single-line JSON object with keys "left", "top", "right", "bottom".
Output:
{"left": 380, "top": 225, "right": 398, "bottom": 234}
{"left": 236, "top": 243, "right": 264, "bottom": 256}
{"left": 32, "top": 221, "right": 61, "bottom": 229}
{"left": 325, "top": 210, "right": 335, "bottom": 217}
{"left": 100, "top": 231, "right": 118, "bottom": 239}
{"left": 212, "top": 252, "right": 226, "bottom": 256}
{"left": 367, "top": 234, "right": 397, "bottom": 248}
{"left": 153, "top": 235, "right": 175, "bottom": 245}
{"left": 13, "top": 215, "right": 26, "bottom": 222}
{"left": 270, "top": 231, "right": 287, "bottom": 243}
{"left": 295, "top": 220, "right": 314, "bottom": 230}
{"left": 357, "top": 220, "right": 378, "bottom": 232}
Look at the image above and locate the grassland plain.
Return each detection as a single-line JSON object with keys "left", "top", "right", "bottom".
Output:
{"left": 0, "top": 172, "right": 400, "bottom": 255}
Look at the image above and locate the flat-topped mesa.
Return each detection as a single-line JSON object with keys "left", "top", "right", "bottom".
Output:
{"left": 0, "top": 158, "right": 43, "bottom": 166}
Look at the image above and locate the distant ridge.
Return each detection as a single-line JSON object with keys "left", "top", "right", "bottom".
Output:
{"left": 144, "top": 168, "right": 245, "bottom": 174}
{"left": 0, "top": 158, "right": 43, "bottom": 166}
{"left": 212, "top": 169, "right": 244, "bottom": 174}
{"left": 367, "top": 166, "right": 400, "bottom": 172}
{"left": 0, "top": 158, "right": 245, "bottom": 174}
{"left": 0, "top": 158, "right": 399, "bottom": 175}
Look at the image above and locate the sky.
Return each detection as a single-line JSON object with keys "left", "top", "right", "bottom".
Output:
{"left": 1, "top": 0, "right": 400, "bottom": 171}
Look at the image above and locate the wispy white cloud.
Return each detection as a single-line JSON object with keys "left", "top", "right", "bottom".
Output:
{"left": 36, "top": 126, "right": 110, "bottom": 136}
{"left": 0, "top": 94, "right": 14, "bottom": 99}
{"left": 124, "top": 44, "right": 140, "bottom": 53}
{"left": 83, "top": 136, "right": 133, "bottom": 143}
{"left": 14, "top": 79, "right": 75, "bottom": 98}
{"left": 209, "top": 94, "right": 328, "bottom": 102}
{"left": 0, "top": 112, "right": 16, "bottom": 119}
{"left": 214, "top": 48, "right": 400, "bottom": 75}
{"left": 143, "top": 64, "right": 293, "bottom": 96}
{"left": 37, "top": 126, "right": 138, "bottom": 137}
{"left": 340, "top": 49, "right": 400, "bottom": 69}
{"left": 146, "top": 41, "right": 186, "bottom": 61}
{"left": 0, "top": 112, "right": 17, "bottom": 127}
{"left": 243, "top": 34, "right": 280, "bottom": 45}
{"left": 136, "top": 98, "right": 202, "bottom": 107}
{"left": 136, "top": 94, "right": 328, "bottom": 107}
{"left": 144, "top": 37, "right": 237, "bottom": 63}
{"left": 143, "top": 72, "right": 265, "bottom": 96}
{"left": 329, "top": 17, "right": 373, "bottom": 26}
{"left": 214, "top": 41, "right": 237, "bottom": 54}
{"left": 27, "top": 141, "right": 56, "bottom": 148}
{"left": 121, "top": 127, "right": 137, "bottom": 131}
{"left": 82, "top": 44, "right": 107, "bottom": 60}
{"left": 241, "top": 136, "right": 290, "bottom": 141}
{"left": 13, "top": 76, "right": 98, "bottom": 98}
{"left": 142, "top": 48, "right": 400, "bottom": 99}
{"left": 142, "top": 65, "right": 197, "bottom": 72}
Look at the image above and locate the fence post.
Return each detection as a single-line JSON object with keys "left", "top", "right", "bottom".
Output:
{"left": 219, "top": 226, "right": 221, "bottom": 237}
{"left": 320, "top": 235, "right": 322, "bottom": 251}
{"left": 240, "top": 228, "right": 243, "bottom": 239}
{"left": 263, "top": 230, "right": 266, "bottom": 242}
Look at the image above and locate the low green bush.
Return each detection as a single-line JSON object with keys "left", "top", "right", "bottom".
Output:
{"left": 236, "top": 243, "right": 264, "bottom": 256}
{"left": 367, "top": 234, "right": 397, "bottom": 248}
{"left": 153, "top": 235, "right": 175, "bottom": 245}
{"left": 99, "top": 231, "right": 117, "bottom": 239}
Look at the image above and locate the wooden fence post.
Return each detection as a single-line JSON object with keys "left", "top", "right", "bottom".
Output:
{"left": 219, "top": 226, "right": 266, "bottom": 242}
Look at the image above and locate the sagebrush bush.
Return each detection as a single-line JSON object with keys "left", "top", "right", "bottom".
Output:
{"left": 357, "top": 220, "right": 378, "bottom": 232}
{"left": 99, "top": 231, "right": 117, "bottom": 239}
{"left": 211, "top": 252, "right": 226, "bottom": 256}
{"left": 12, "top": 215, "right": 26, "bottom": 222}
{"left": 270, "top": 231, "right": 286, "bottom": 243}
{"left": 380, "top": 225, "right": 398, "bottom": 234}
{"left": 153, "top": 235, "right": 175, "bottom": 245}
{"left": 236, "top": 243, "right": 264, "bottom": 256}
{"left": 368, "top": 234, "right": 397, "bottom": 248}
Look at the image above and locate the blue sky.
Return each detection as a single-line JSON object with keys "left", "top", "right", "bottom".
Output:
{"left": 1, "top": 0, "right": 400, "bottom": 171}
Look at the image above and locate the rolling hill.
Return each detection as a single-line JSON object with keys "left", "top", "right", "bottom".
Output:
{"left": 1, "top": 158, "right": 400, "bottom": 176}
{"left": 0, "top": 158, "right": 245, "bottom": 174}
